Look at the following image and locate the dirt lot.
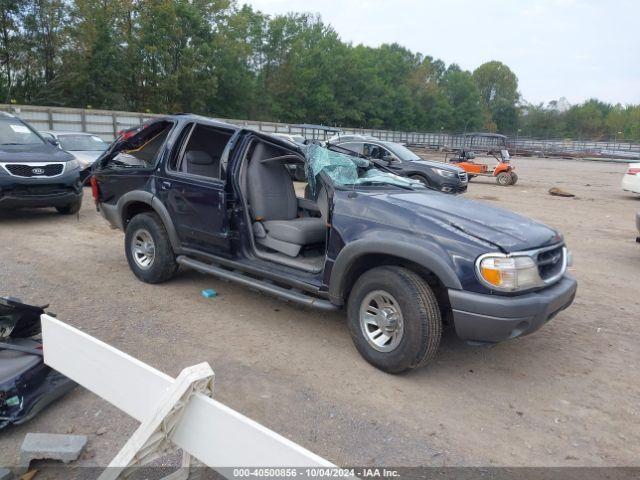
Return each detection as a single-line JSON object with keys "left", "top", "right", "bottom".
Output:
{"left": 0, "top": 156, "right": 639, "bottom": 469}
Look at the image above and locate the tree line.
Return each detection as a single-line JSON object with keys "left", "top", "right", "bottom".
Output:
{"left": 1, "top": 0, "right": 638, "bottom": 140}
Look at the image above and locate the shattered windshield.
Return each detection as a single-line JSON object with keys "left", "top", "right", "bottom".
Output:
{"left": 303, "top": 144, "right": 422, "bottom": 195}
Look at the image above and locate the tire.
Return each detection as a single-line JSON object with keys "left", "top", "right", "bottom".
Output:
{"left": 409, "top": 174, "right": 430, "bottom": 186}
{"left": 56, "top": 197, "right": 82, "bottom": 215}
{"left": 496, "top": 171, "right": 513, "bottom": 186}
{"left": 510, "top": 172, "right": 518, "bottom": 185}
{"left": 124, "top": 212, "right": 178, "bottom": 284}
{"left": 347, "top": 266, "right": 442, "bottom": 374}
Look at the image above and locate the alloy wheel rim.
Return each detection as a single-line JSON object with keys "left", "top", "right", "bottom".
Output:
{"left": 359, "top": 290, "right": 404, "bottom": 353}
{"left": 132, "top": 229, "right": 155, "bottom": 270}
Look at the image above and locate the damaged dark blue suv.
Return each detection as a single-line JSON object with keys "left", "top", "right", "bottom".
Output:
{"left": 91, "top": 114, "right": 577, "bottom": 373}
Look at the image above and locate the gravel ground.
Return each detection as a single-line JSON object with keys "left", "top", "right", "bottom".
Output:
{"left": 0, "top": 156, "right": 638, "bottom": 470}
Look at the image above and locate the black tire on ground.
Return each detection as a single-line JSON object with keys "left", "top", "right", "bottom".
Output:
{"left": 56, "top": 197, "right": 82, "bottom": 215}
{"left": 347, "top": 266, "right": 442, "bottom": 374}
{"left": 124, "top": 212, "right": 178, "bottom": 284}
{"left": 409, "top": 174, "right": 430, "bottom": 186}
{"left": 496, "top": 171, "right": 513, "bottom": 186}
{"left": 510, "top": 172, "right": 518, "bottom": 185}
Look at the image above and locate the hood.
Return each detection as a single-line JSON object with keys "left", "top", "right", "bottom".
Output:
{"left": 68, "top": 150, "right": 102, "bottom": 165}
{"left": 411, "top": 159, "right": 461, "bottom": 172}
{"left": 368, "top": 191, "right": 561, "bottom": 252}
{"left": 0, "top": 143, "right": 75, "bottom": 163}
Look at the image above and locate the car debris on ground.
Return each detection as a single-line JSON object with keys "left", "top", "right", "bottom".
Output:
{"left": 201, "top": 289, "right": 218, "bottom": 298}
{"left": 0, "top": 297, "right": 75, "bottom": 431}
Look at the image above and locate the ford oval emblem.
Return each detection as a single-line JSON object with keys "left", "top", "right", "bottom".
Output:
{"left": 32, "top": 168, "right": 45, "bottom": 175}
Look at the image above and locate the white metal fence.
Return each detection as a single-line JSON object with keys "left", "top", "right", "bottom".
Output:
{"left": 2, "top": 103, "right": 639, "bottom": 159}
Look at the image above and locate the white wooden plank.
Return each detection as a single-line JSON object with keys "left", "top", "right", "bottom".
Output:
{"left": 41, "top": 315, "right": 172, "bottom": 421}
{"left": 100, "top": 363, "right": 213, "bottom": 480}
{"left": 41, "top": 315, "right": 334, "bottom": 468}
{"left": 173, "top": 396, "right": 333, "bottom": 467}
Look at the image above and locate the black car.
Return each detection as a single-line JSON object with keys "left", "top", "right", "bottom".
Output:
{"left": 91, "top": 114, "right": 576, "bottom": 373}
{"left": 0, "top": 113, "right": 83, "bottom": 214}
{"left": 330, "top": 138, "right": 468, "bottom": 193}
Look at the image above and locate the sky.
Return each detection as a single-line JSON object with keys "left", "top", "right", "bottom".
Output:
{"left": 243, "top": 0, "right": 640, "bottom": 106}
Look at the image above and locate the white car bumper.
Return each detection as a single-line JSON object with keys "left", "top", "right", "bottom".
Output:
{"left": 622, "top": 172, "right": 640, "bottom": 194}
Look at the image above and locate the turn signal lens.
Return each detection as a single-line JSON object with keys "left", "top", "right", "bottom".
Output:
{"left": 480, "top": 266, "right": 502, "bottom": 286}
{"left": 477, "top": 255, "right": 542, "bottom": 292}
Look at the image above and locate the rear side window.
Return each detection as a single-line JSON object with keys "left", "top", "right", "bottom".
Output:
{"left": 339, "top": 142, "right": 363, "bottom": 154}
{"left": 107, "top": 120, "right": 173, "bottom": 168}
{"left": 174, "top": 124, "right": 234, "bottom": 180}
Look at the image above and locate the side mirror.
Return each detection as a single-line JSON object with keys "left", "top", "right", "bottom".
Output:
{"left": 47, "top": 137, "right": 60, "bottom": 147}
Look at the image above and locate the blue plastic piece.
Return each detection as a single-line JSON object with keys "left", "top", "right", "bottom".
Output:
{"left": 201, "top": 289, "right": 217, "bottom": 298}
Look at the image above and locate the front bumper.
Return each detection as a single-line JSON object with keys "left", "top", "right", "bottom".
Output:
{"left": 0, "top": 172, "right": 83, "bottom": 209}
{"left": 622, "top": 174, "right": 640, "bottom": 194}
{"left": 448, "top": 275, "right": 577, "bottom": 343}
{"left": 441, "top": 182, "right": 468, "bottom": 194}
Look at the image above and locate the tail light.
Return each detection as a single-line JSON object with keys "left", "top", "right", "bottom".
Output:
{"left": 626, "top": 168, "right": 640, "bottom": 175}
{"left": 90, "top": 175, "right": 100, "bottom": 204}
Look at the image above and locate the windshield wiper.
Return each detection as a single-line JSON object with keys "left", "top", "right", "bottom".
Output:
{"left": 1, "top": 142, "right": 29, "bottom": 146}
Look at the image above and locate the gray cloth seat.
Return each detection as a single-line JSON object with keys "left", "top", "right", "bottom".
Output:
{"left": 183, "top": 150, "right": 220, "bottom": 178}
{"left": 247, "top": 144, "right": 325, "bottom": 257}
{"left": 263, "top": 217, "right": 326, "bottom": 245}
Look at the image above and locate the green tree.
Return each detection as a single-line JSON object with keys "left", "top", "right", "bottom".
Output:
{"left": 472, "top": 61, "right": 519, "bottom": 133}
{"left": 0, "top": 0, "right": 21, "bottom": 102}
{"left": 441, "top": 66, "right": 483, "bottom": 132}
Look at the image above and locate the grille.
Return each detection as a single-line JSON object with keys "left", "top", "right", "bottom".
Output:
{"left": 458, "top": 171, "right": 468, "bottom": 182}
{"left": 537, "top": 245, "right": 565, "bottom": 281}
{"left": 10, "top": 185, "right": 72, "bottom": 197}
{"left": 4, "top": 163, "right": 64, "bottom": 178}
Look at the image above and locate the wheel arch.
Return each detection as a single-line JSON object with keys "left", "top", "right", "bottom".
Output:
{"left": 328, "top": 237, "right": 462, "bottom": 305}
{"left": 117, "top": 191, "right": 181, "bottom": 250}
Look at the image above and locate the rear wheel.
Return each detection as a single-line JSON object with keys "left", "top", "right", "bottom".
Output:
{"left": 56, "top": 197, "right": 82, "bottom": 215}
{"left": 347, "top": 266, "right": 442, "bottom": 373}
{"left": 125, "top": 212, "right": 178, "bottom": 283}
{"left": 496, "top": 171, "right": 513, "bottom": 186}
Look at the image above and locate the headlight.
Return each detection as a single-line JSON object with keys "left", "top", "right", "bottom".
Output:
{"left": 476, "top": 253, "right": 543, "bottom": 292}
{"left": 433, "top": 168, "right": 457, "bottom": 178}
{"left": 65, "top": 159, "right": 81, "bottom": 171}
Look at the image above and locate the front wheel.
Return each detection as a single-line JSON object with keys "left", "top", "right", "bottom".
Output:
{"left": 510, "top": 172, "right": 518, "bottom": 185}
{"left": 347, "top": 266, "right": 442, "bottom": 373}
{"left": 496, "top": 171, "right": 513, "bottom": 186}
{"left": 125, "top": 212, "right": 178, "bottom": 284}
{"left": 409, "top": 174, "right": 430, "bottom": 187}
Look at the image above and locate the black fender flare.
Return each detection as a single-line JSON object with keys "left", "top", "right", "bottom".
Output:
{"left": 328, "top": 233, "right": 462, "bottom": 304}
{"left": 117, "top": 191, "right": 181, "bottom": 251}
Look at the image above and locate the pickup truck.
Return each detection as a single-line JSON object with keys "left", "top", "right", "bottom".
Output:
{"left": 91, "top": 114, "right": 577, "bottom": 373}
